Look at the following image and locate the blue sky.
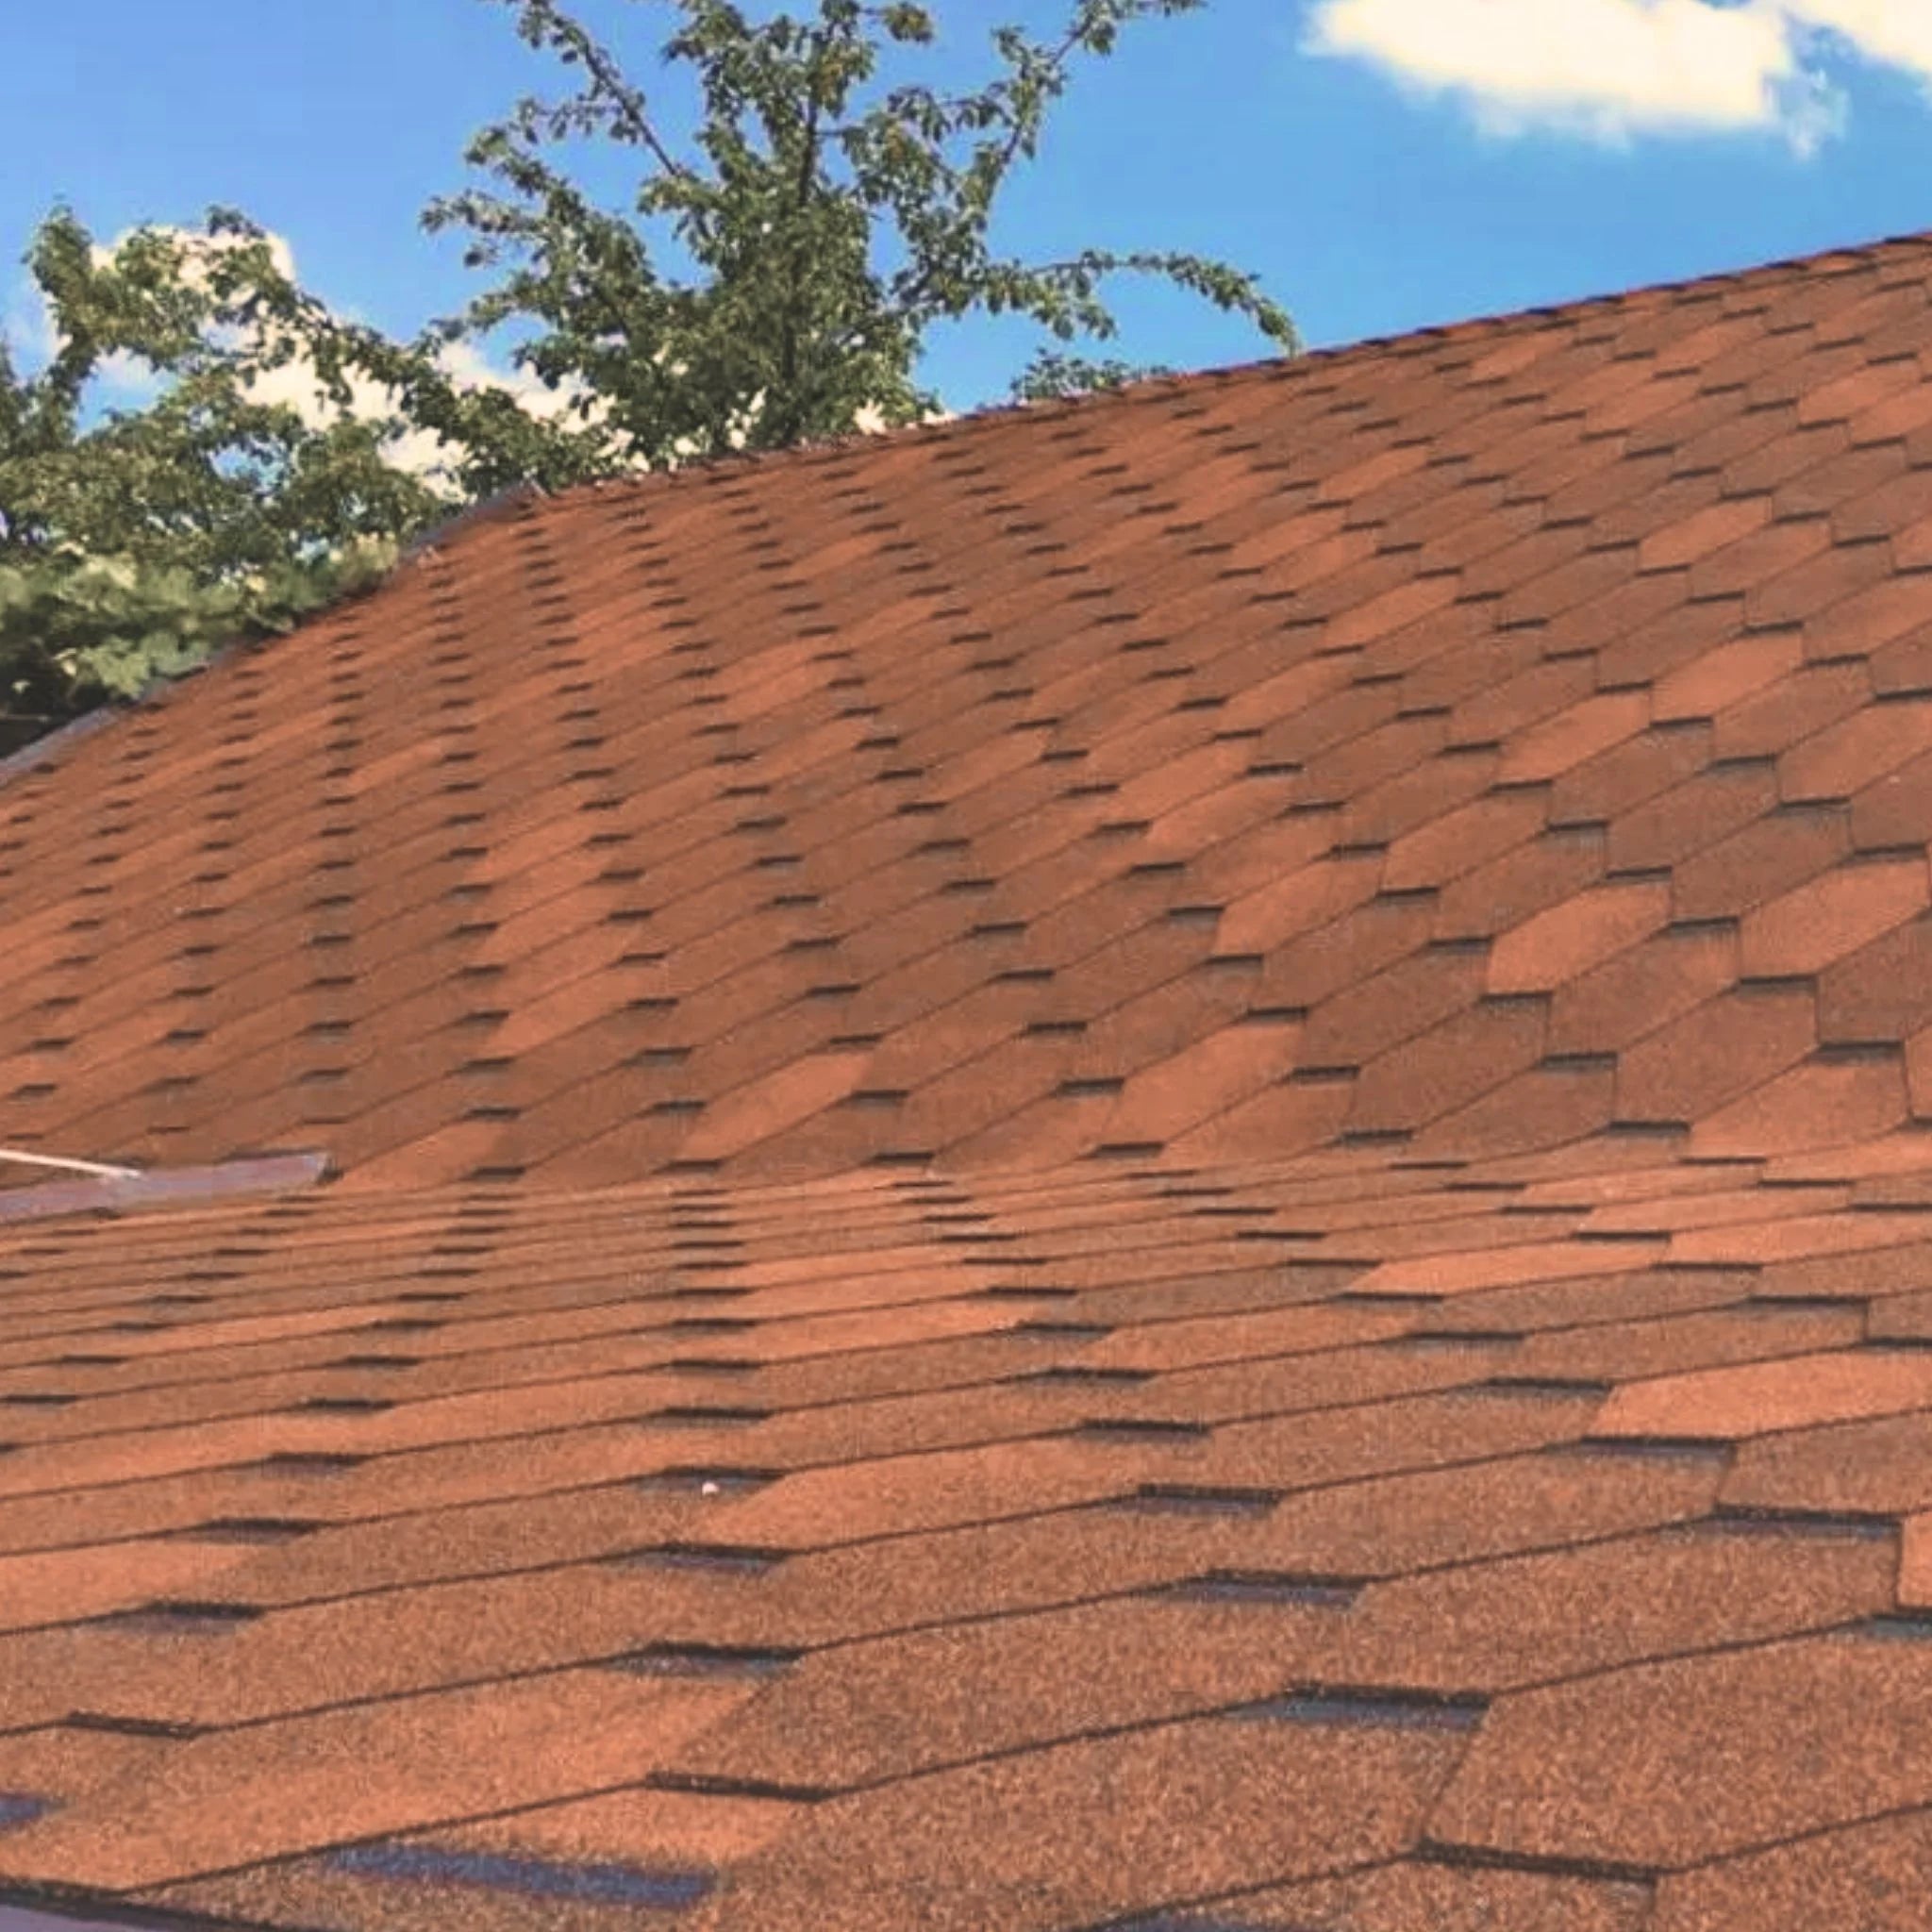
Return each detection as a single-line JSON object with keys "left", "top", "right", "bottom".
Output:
{"left": 8, "top": 0, "right": 1932, "bottom": 419}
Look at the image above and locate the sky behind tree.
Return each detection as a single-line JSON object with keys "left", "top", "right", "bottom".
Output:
{"left": 10, "top": 0, "right": 1932, "bottom": 418}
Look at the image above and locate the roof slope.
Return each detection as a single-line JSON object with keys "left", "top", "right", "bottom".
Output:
{"left": 9, "top": 1138, "right": 1932, "bottom": 1931}
{"left": 8, "top": 230, "right": 1932, "bottom": 1929}
{"left": 11, "top": 232, "right": 1932, "bottom": 1191}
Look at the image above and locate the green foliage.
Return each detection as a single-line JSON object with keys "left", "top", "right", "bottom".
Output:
{"left": 0, "top": 538, "right": 398, "bottom": 715}
{"left": 1008, "top": 348, "right": 1177, "bottom": 403}
{"left": 3, "top": 0, "right": 1296, "bottom": 734}
{"left": 425, "top": 0, "right": 1299, "bottom": 459}
{"left": 0, "top": 203, "right": 613, "bottom": 718}
{"left": 0, "top": 210, "right": 460, "bottom": 717}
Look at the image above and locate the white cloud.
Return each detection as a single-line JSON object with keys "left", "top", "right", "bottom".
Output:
{"left": 234, "top": 325, "right": 608, "bottom": 490}
{"left": 1785, "top": 0, "right": 1932, "bottom": 80}
{"left": 1300, "top": 0, "right": 1932, "bottom": 154}
{"left": 88, "top": 224, "right": 293, "bottom": 403}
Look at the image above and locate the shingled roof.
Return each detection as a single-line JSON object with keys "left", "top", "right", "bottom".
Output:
{"left": 8, "top": 229, "right": 1932, "bottom": 1930}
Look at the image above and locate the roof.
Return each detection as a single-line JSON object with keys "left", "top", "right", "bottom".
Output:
{"left": 7, "top": 227, "right": 1932, "bottom": 1928}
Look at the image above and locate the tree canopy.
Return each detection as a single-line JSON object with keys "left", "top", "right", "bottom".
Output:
{"left": 1, "top": 0, "right": 1297, "bottom": 739}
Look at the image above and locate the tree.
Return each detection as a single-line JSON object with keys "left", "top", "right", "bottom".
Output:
{"left": 0, "top": 208, "right": 599, "bottom": 727}
{"left": 420, "top": 0, "right": 1299, "bottom": 459}
{"left": 3, "top": 0, "right": 1296, "bottom": 737}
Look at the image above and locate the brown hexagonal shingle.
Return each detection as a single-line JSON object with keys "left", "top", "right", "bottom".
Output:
{"left": 12, "top": 228, "right": 1932, "bottom": 1931}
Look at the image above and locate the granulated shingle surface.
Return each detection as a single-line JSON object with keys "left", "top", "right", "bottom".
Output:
{"left": 10, "top": 232, "right": 1932, "bottom": 1927}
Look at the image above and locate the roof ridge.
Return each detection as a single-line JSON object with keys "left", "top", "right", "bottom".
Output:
{"left": 1291, "top": 222, "right": 1932, "bottom": 362}
{"left": 7, "top": 218, "right": 1925, "bottom": 768}
{"left": 508, "top": 222, "right": 1932, "bottom": 525}
{"left": 396, "top": 479, "right": 549, "bottom": 565}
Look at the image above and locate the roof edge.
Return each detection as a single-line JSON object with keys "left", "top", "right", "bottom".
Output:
{"left": 1290, "top": 223, "right": 1932, "bottom": 364}
{"left": 396, "top": 479, "right": 548, "bottom": 565}
{"left": 0, "top": 700, "right": 129, "bottom": 794}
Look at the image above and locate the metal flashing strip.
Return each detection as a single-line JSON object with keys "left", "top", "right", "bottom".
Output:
{"left": 0, "top": 1152, "right": 331, "bottom": 1224}
{"left": 0, "top": 1151, "right": 142, "bottom": 1180}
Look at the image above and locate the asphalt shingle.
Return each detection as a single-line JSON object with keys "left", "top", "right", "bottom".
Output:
{"left": 8, "top": 230, "right": 1932, "bottom": 1927}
